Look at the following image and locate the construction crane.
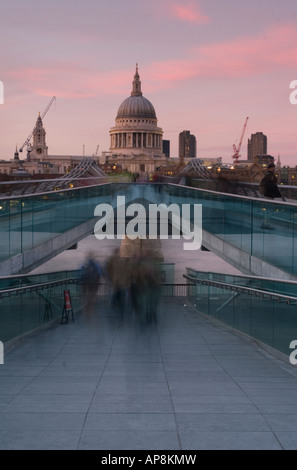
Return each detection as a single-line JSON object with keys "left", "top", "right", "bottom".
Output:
{"left": 19, "top": 96, "right": 56, "bottom": 153}
{"left": 232, "top": 116, "right": 249, "bottom": 165}
{"left": 93, "top": 145, "right": 99, "bottom": 157}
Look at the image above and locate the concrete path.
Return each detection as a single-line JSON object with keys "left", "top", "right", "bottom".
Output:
{"left": 1, "top": 296, "right": 297, "bottom": 450}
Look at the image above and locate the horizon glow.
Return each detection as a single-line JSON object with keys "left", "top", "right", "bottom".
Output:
{"left": 0, "top": 0, "right": 297, "bottom": 166}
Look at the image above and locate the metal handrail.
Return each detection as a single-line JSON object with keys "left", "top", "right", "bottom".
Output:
{"left": 1, "top": 268, "right": 296, "bottom": 304}
{"left": 170, "top": 182, "right": 297, "bottom": 206}
{"left": 0, "top": 279, "right": 194, "bottom": 299}
{"left": 1, "top": 180, "right": 296, "bottom": 206}
{"left": 0, "top": 277, "right": 79, "bottom": 299}
{"left": 0, "top": 180, "right": 111, "bottom": 201}
{"left": 185, "top": 269, "right": 297, "bottom": 286}
{"left": 183, "top": 274, "right": 297, "bottom": 305}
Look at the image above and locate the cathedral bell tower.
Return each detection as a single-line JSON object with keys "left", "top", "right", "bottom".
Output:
{"left": 29, "top": 113, "right": 48, "bottom": 161}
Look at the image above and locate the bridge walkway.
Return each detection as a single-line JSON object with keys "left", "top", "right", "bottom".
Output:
{"left": 1, "top": 296, "right": 297, "bottom": 450}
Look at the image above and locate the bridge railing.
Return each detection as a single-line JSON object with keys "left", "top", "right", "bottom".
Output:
{"left": 2, "top": 264, "right": 297, "bottom": 361}
{"left": 0, "top": 182, "right": 112, "bottom": 264}
{"left": 184, "top": 272, "right": 297, "bottom": 359}
{"left": 0, "top": 265, "right": 193, "bottom": 345}
{"left": 1, "top": 181, "right": 297, "bottom": 278}
{"left": 184, "top": 178, "right": 297, "bottom": 200}
{"left": 169, "top": 182, "right": 297, "bottom": 278}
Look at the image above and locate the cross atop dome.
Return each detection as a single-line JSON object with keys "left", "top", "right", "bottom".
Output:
{"left": 131, "top": 63, "right": 142, "bottom": 97}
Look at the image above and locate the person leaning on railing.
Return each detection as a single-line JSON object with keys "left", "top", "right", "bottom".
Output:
{"left": 259, "top": 163, "right": 285, "bottom": 201}
{"left": 259, "top": 163, "right": 286, "bottom": 230}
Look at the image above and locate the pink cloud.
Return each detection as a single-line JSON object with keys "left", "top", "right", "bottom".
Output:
{"left": 5, "top": 24, "right": 297, "bottom": 100}
{"left": 6, "top": 64, "right": 92, "bottom": 98}
{"left": 198, "top": 24, "right": 297, "bottom": 73}
{"left": 6, "top": 64, "right": 132, "bottom": 99}
{"left": 170, "top": 2, "right": 210, "bottom": 24}
{"left": 144, "top": 24, "right": 297, "bottom": 87}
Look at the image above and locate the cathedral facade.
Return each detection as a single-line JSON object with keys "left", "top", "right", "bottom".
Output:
{"left": 108, "top": 65, "right": 167, "bottom": 175}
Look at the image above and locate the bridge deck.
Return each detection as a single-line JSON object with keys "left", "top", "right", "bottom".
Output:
{"left": 1, "top": 296, "right": 297, "bottom": 450}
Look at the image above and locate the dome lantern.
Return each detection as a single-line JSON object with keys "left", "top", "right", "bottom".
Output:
{"left": 131, "top": 63, "right": 142, "bottom": 97}
{"left": 115, "top": 65, "right": 157, "bottom": 120}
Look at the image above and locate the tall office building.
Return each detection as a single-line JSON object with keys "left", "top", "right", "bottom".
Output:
{"left": 247, "top": 132, "right": 267, "bottom": 162}
{"left": 162, "top": 140, "right": 170, "bottom": 158}
{"left": 179, "top": 130, "right": 196, "bottom": 161}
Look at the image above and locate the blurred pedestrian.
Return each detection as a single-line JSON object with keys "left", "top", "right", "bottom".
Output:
{"left": 79, "top": 252, "right": 102, "bottom": 314}
{"left": 143, "top": 256, "right": 161, "bottom": 325}
{"left": 129, "top": 251, "right": 161, "bottom": 326}
{"left": 105, "top": 249, "right": 132, "bottom": 320}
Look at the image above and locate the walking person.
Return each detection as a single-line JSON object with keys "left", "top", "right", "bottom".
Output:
{"left": 79, "top": 252, "right": 102, "bottom": 315}
{"left": 105, "top": 249, "right": 132, "bottom": 321}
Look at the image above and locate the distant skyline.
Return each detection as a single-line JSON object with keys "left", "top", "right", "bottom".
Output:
{"left": 1, "top": 0, "right": 297, "bottom": 165}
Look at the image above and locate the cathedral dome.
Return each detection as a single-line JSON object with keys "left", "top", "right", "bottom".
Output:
{"left": 116, "top": 65, "right": 156, "bottom": 120}
{"left": 109, "top": 65, "right": 164, "bottom": 160}
{"left": 116, "top": 95, "right": 156, "bottom": 120}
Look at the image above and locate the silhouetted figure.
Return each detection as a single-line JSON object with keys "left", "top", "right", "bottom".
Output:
{"left": 129, "top": 255, "right": 148, "bottom": 316}
{"left": 143, "top": 256, "right": 161, "bottom": 325}
{"left": 129, "top": 252, "right": 161, "bottom": 326}
{"left": 80, "top": 253, "right": 102, "bottom": 315}
{"left": 105, "top": 249, "right": 132, "bottom": 320}
{"left": 259, "top": 163, "right": 283, "bottom": 199}
{"left": 259, "top": 163, "right": 285, "bottom": 230}
{"left": 105, "top": 248, "right": 162, "bottom": 326}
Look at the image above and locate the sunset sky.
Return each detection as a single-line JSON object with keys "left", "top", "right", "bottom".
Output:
{"left": 1, "top": 0, "right": 297, "bottom": 165}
